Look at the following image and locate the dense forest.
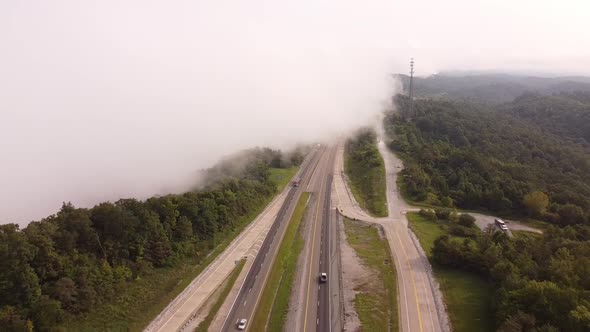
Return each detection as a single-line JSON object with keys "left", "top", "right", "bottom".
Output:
{"left": 396, "top": 74, "right": 590, "bottom": 104}
{"left": 344, "top": 128, "right": 387, "bottom": 217}
{"left": 385, "top": 94, "right": 590, "bottom": 226}
{"left": 386, "top": 87, "right": 590, "bottom": 330}
{"left": 0, "top": 147, "right": 302, "bottom": 331}
{"left": 432, "top": 220, "right": 590, "bottom": 331}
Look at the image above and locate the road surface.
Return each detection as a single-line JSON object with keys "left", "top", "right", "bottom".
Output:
{"left": 220, "top": 146, "right": 326, "bottom": 332}
{"left": 334, "top": 141, "right": 450, "bottom": 332}
{"left": 299, "top": 145, "right": 338, "bottom": 332}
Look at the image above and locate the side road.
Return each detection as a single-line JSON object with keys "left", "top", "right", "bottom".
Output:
{"left": 333, "top": 141, "right": 450, "bottom": 332}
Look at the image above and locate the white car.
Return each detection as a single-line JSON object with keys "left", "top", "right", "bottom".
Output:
{"left": 237, "top": 318, "right": 247, "bottom": 330}
{"left": 500, "top": 225, "right": 509, "bottom": 232}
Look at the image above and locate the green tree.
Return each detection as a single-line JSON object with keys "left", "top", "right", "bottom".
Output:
{"left": 523, "top": 191, "right": 549, "bottom": 217}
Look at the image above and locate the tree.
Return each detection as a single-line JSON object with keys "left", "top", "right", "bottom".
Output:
{"left": 458, "top": 213, "right": 476, "bottom": 227}
{"left": 523, "top": 191, "right": 549, "bottom": 217}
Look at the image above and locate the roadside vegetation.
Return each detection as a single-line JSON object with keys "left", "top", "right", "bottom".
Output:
{"left": 407, "top": 211, "right": 493, "bottom": 332}
{"left": 410, "top": 206, "right": 590, "bottom": 331}
{"left": 344, "top": 218, "right": 398, "bottom": 332}
{"left": 250, "top": 192, "right": 310, "bottom": 331}
{"left": 270, "top": 166, "right": 299, "bottom": 191}
{"left": 344, "top": 128, "right": 388, "bottom": 217}
{"left": 0, "top": 147, "right": 303, "bottom": 331}
{"left": 385, "top": 94, "right": 590, "bottom": 226}
{"left": 194, "top": 259, "right": 245, "bottom": 332}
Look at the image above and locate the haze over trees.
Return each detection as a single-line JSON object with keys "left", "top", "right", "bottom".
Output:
{"left": 385, "top": 93, "right": 590, "bottom": 226}
{"left": 0, "top": 148, "right": 302, "bottom": 331}
{"left": 386, "top": 75, "right": 590, "bottom": 330}
{"left": 344, "top": 128, "right": 388, "bottom": 217}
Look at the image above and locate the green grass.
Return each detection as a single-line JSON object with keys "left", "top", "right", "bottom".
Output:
{"left": 344, "top": 218, "right": 398, "bottom": 332}
{"left": 250, "top": 192, "right": 310, "bottom": 331}
{"left": 62, "top": 167, "right": 298, "bottom": 332}
{"left": 407, "top": 212, "right": 494, "bottom": 332}
{"left": 344, "top": 144, "right": 388, "bottom": 218}
{"left": 195, "top": 259, "right": 245, "bottom": 332}
{"left": 270, "top": 166, "right": 299, "bottom": 191}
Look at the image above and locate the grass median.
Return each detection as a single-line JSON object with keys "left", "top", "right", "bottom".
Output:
{"left": 407, "top": 212, "right": 493, "bottom": 332}
{"left": 344, "top": 129, "right": 388, "bottom": 217}
{"left": 194, "top": 259, "right": 245, "bottom": 332}
{"left": 250, "top": 192, "right": 310, "bottom": 331}
{"left": 344, "top": 218, "right": 398, "bottom": 332}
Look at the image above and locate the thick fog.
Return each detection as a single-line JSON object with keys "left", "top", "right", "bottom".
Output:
{"left": 1, "top": 0, "right": 589, "bottom": 225}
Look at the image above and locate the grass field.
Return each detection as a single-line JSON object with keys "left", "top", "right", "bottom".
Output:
{"left": 62, "top": 167, "right": 298, "bottom": 332}
{"left": 250, "top": 192, "right": 310, "bottom": 331}
{"left": 194, "top": 259, "right": 245, "bottom": 332}
{"left": 344, "top": 218, "right": 398, "bottom": 332}
{"left": 270, "top": 166, "right": 299, "bottom": 191}
{"left": 407, "top": 212, "right": 494, "bottom": 332}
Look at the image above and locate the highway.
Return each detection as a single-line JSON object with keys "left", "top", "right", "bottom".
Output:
{"left": 300, "top": 145, "right": 338, "bottom": 332}
{"left": 220, "top": 146, "right": 326, "bottom": 332}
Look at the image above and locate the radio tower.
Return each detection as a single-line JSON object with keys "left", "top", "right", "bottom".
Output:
{"left": 409, "top": 58, "right": 415, "bottom": 118}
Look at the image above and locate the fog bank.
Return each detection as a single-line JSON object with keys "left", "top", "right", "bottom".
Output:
{"left": 1, "top": 0, "right": 589, "bottom": 225}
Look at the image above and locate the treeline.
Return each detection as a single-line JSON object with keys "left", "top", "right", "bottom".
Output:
{"left": 0, "top": 149, "right": 302, "bottom": 331}
{"left": 500, "top": 92, "right": 590, "bottom": 146}
{"left": 432, "top": 222, "right": 590, "bottom": 331}
{"left": 344, "top": 128, "right": 387, "bottom": 217}
{"left": 198, "top": 146, "right": 306, "bottom": 188}
{"left": 385, "top": 94, "right": 590, "bottom": 226}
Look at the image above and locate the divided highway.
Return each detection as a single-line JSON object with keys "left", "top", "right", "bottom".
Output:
{"left": 301, "top": 145, "right": 338, "bottom": 332}
{"left": 221, "top": 146, "right": 326, "bottom": 332}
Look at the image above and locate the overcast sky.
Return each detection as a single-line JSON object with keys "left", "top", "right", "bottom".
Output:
{"left": 1, "top": 0, "right": 589, "bottom": 225}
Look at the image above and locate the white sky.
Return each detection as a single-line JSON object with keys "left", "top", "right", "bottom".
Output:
{"left": 1, "top": 0, "right": 589, "bottom": 225}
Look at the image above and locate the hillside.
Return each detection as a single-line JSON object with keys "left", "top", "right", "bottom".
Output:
{"left": 385, "top": 94, "right": 590, "bottom": 226}
{"left": 0, "top": 148, "right": 302, "bottom": 331}
{"left": 396, "top": 74, "right": 590, "bottom": 104}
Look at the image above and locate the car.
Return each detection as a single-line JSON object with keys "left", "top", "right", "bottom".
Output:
{"left": 320, "top": 272, "right": 327, "bottom": 283}
{"left": 500, "top": 225, "right": 509, "bottom": 232}
{"left": 237, "top": 318, "right": 247, "bottom": 330}
{"left": 396, "top": 165, "right": 402, "bottom": 168}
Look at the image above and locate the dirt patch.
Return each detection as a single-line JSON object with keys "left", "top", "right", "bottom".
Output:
{"left": 340, "top": 218, "right": 377, "bottom": 332}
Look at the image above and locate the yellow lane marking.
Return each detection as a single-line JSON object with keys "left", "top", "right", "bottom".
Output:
{"left": 395, "top": 230, "right": 424, "bottom": 332}
{"left": 303, "top": 150, "right": 327, "bottom": 332}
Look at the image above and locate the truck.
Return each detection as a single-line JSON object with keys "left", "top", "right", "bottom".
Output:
{"left": 495, "top": 218, "right": 508, "bottom": 232}
{"left": 292, "top": 177, "right": 301, "bottom": 187}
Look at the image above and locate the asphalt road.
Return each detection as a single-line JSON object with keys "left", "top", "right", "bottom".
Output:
{"left": 220, "top": 146, "right": 325, "bottom": 332}
{"left": 335, "top": 141, "right": 449, "bottom": 332}
{"left": 301, "top": 145, "right": 337, "bottom": 332}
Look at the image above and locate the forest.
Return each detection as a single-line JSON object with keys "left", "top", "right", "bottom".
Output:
{"left": 386, "top": 89, "right": 590, "bottom": 330}
{"left": 432, "top": 220, "right": 590, "bottom": 331}
{"left": 0, "top": 147, "right": 302, "bottom": 331}
{"left": 344, "top": 128, "right": 388, "bottom": 217}
{"left": 385, "top": 94, "right": 590, "bottom": 226}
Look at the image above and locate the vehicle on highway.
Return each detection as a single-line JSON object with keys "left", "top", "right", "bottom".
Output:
{"left": 237, "top": 318, "right": 247, "bottom": 330}
{"left": 320, "top": 272, "right": 327, "bottom": 283}
{"left": 292, "top": 177, "right": 301, "bottom": 187}
{"left": 495, "top": 218, "right": 508, "bottom": 232}
{"left": 396, "top": 164, "right": 402, "bottom": 168}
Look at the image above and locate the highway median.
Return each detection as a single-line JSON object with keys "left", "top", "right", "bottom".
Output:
{"left": 250, "top": 192, "right": 310, "bottom": 331}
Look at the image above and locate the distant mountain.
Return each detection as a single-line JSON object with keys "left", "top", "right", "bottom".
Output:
{"left": 395, "top": 74, "right": 590, "bottom": 104}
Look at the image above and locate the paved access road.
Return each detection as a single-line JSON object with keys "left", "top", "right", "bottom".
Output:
{"left": 220, "top": 146, "right": 327, "bottom": 332}
{"left": 334, "top": 141, "right": 450, "bottom": 332}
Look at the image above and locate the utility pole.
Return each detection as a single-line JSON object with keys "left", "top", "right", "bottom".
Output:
{"left": 409, "top": 58, "right": 415, "bottom": 119}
